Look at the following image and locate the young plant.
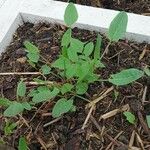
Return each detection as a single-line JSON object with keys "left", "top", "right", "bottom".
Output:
{"left": 123, "top": 111, "right": 136, "bottom": 124}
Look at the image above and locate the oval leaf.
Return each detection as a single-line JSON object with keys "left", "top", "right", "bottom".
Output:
{"left": 18, "top": 137, "right": 28, "bottom": 150}
{"left": 52, "top": 98, "right": 73, "bottom": 118}
{"left": 109, "top": 68, "right": 144, "bottom": 86}
{"left": 123, "top": 111, "right": 135, "bottom": 124}
{"left": 84, "top": 42, "right": 94, "bottom": 57}
{"left": 4, "top": 102, "right": 24, "bottom": 117}
{"left": 108, "top": 11, "right": 128, "bottom": 42}
{"left": 64, "top": 3, "right": 78, "bottom": 26}
{"left": 76, "top": 82, "right": 88, "bottom": 95}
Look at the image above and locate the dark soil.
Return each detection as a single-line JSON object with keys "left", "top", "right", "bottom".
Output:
{"left": 0, "top": 22, "right": 150, "bottom": 150}
{"left": 57, "top": 0, "right": 150, "bottom": 15}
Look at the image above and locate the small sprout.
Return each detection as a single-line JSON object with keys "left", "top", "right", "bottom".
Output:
{"left": 109, "top": 68, "right": 144, "bottom": 86}
{"left": 108, "top": 11, "right": 128, "bottom": 42}
{"left": 18, "top": 137, "right": 28, "bottom": 150}
{"left": 52, "top": 98, "right": 74, "bottom": 118}
{"left": 61, "top": 83, "right": 74, "bottom": 94}
{"left": 17, "top": 80, "right": 26, "bottom": 97}
{"left": 146, "top": 115, "right": 150, "bottom": 128}
{"left": 41, "top": 64, "right": 51, "bottom": 75}
{"left": 114, "top": 90, "right": 119, "bottom": 102}
{"left": 123, "top": 111, "right": 135, "bottom": 124}
{"left": 4, "top": 121, "right": 17, "bottom": 136}
{"left": 64, "top": 2, "right": 78, "bottom": 27}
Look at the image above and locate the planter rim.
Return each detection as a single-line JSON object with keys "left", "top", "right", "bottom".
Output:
{"left": 0, "top": 0, "right": 150, "bottom": 52}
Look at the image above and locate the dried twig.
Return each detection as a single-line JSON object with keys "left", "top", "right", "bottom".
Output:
{"left": 0, "top": 72, "right": 41, "bottom": 76}
{"left": 99, "top": 104, "right": 130, "bottom": 120}
{"left": 86, "top": 86, "right": 114, "bottom": 108}
{"left": 44, "top": 117, "right": 61, "bottom": 127}
{"left": 135, "top": 132, "right": 145, "bottom": 150}
{"left": 82, "top": 105, "right": 95, "bottom": 130}
{"left": 129, "top": 130, "right": 136, "bottom": 148}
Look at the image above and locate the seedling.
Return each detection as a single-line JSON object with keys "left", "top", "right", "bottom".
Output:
{"left": 123, "top": 111, "right": 136, "bottom": 124}
{"left": 18, "top": 137, "right": 28, "bottom": 150}
{"left": 0, "top": 3, "right": 147, "bottom": 120}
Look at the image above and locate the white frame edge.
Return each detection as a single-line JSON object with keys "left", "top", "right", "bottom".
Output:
{"left": 0, "top": 0, "right": 150, "bottom": 53}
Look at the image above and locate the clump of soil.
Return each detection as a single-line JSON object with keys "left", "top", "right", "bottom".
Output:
{"left": 0, "top": 22, "right": 150, "bottom": 150}
{"left": 57, "top": 0, "right": 150, "bottom": 15}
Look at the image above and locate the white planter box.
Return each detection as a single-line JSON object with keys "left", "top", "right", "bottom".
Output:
{"left": 0, "top": 0, "right": 150, "bottom": 53}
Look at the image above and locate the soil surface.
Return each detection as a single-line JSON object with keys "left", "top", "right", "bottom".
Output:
{"left": 0, "top": 22, "right": 150, "bottom": 150}
{"left": 56, "top": 0, "right": 150, "bottom": 15}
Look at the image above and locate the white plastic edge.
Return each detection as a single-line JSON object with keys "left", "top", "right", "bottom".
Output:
{"left": 0, "top": 0, "right": 150, "bottom": 53}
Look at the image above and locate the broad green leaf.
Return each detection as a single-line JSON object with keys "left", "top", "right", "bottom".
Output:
{"left": 67, "top": 46, "right": 78, "bottom": 62}
{"left": 123, "top": 111, "right": 135, "bottom": 124}
{"left": 27, "top": 53, "right": 39, "bottom": 63}
{"left": 61, "top": 83, "right": 74, "bottom": 94}
{"left": 28, "top": 89, "right": 38, "bottom": 97}
{"left": 70, "top": 38, "right": 84, "bottom": 53}
{"left": 95, "top": 60, "right": 105, "bottom": 68}
{"left": 24, "top": 41, "right": 39, "bottom": 63}
{"left": 84, "top": 42, "right": 94, "bottom": 56}
{"left": 144, "top": 68, "right": 150, "bottom": 76}
{"left": 33, "top": 78, "right": 46, "bottom": 84}
{"left": 108, "top": 11, "right": 128, "bottom": 42}
{"left": 24, "top": 41, "right": 39, "bottom": 53}
{"left": 66, "top": 63, "right": 76, "bottom": 79}
{"left": 85, "top": 73, "right": 99, "bottom": 83}
{"left": 4, "top": 102, "right": 24, "bottom": 117}
{"left": 17, "top": 80, "right": 26, "bottom": 97}
{"left": 64, "top": 3, "right": 78, "bottom": 26}
{"left": 146, "top": 115, "right": 150, "bottom": 128}
{"left": 94, "top": 34, "right": 102, "bottom": 60}
{"left": 4, "top": 121, "right": 17, "bottom": 136}
{"left": 21, "top": 102, "right": 32, "bottom": 111}
{"left": 52, "top": 98, "right": 73, "bottom": 118}
{"left": 18, "top": 137, "right": 28, "bottom": 150}
{"left": 52, "top": 56, "right": 69, "bottom": 70}
{"left": 37, "top": 86, "right": 49, "bottom": 92}
{"left": 32, "top": 87, "right": 59, "bottom": 103}
{"left": 41, "top": 65, "right": 51, "bottom": 75}
{"left": 109, "top": 68, "right": 144, "bottom": 86}
{"left": 0, "top": 98, "right": 12, "bottom": 107}
{"left": 76, "top": 82, "right": 88, "bottom": 95}
{"left": 76, "top": 61, "right": 91, "bottom": 82}
{"left": 61, "top": 29, "right": 72, "bottom": 47}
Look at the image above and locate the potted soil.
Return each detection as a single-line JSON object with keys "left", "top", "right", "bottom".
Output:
{"left": 0, "top": 2, "right": 150, "bottom": 150}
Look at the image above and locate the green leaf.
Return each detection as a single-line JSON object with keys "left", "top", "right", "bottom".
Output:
{"left": 66, "top": 63, "right": 76, "bottom": 79}
{"left": 0, "top": 98, "right": 12, "bottom": 107}
{"left": 144, "top": 68, "right": 150, "bottom": 76}
{"left": 76, "top": 82, "right": 88, "bottom": 95}
{"left": 61, "top": 29, "right": 72, "bottom": 47}
{"left": 17, "top": 80, "right": 26, "bottom": 97}
{"left": 4, "top": 102, "right": 24, "bottom": 117}
{"left": 84, "top": 42, "right": 94, "bottom": 57}
{"left": 18, "top": 137, "right": 28, "bottom": 150}
{"left": 85, "top": 73, "right": 99, "bottom": 83}
{"left": 24, "top": 41, "right": 39, "bottom": 53}
{"left": 41, "top": 64, "right": 51, "bottom": 75}
{"left": 52, "top": 56, "right": 69, "bottom": 70}
{"left": 67, "top": 46, "right": 78, "bottom": 62}
{"left": 52, "top": 98, "right": 73, "bottom": 118}
{"left": 32, "top": 87, "right": 59, "bottom": 103}
{"left": 95, "top": 59, "right": 105, "bottom": 68}
{"left": 94, "top": 34, "right": 102, "bottom": 60}
{"left": 21, "top": 102, "right": 32, "bottom": 111}
{"left": 146, "top": 115, "right": 150, "bottom": 128}
{"left": 4, "top": 121, "right": 17, "bottom": 136}
{"left": 24, "top": 41, "right": 40, "bottom": 63}
{"left": 64, "top": 3, "right": 78, "bottom": 26}
{"left": 109, "top": 68, "right": 144, "bottom": 86}
{"left": 70, "top": 38, "right": 84, "bottom": 53}
{"left": 108, "top": 11, "right": 128, "bottom": 42}
{"left": 27, "top": 53, "right": 39, "bottom": 63}
{"left": 61, "top": 83, "right": 74, "bottom": 94}
{"left": 76, "top": 61, "right": 91, "bottom": 82}
{"left": 123, "top": 111, "right": 135, "bottom": 124}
